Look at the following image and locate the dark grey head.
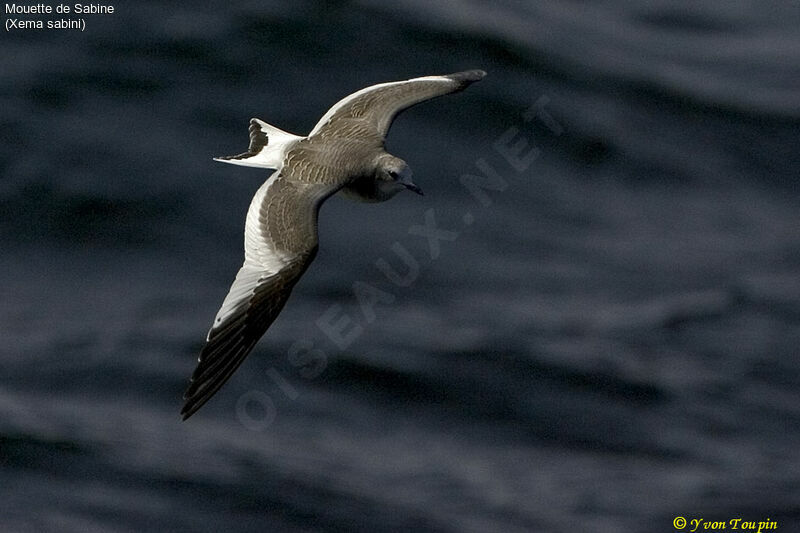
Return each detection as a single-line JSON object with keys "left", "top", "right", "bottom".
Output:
{"left": 383, "top": 158, "right": 422, "bottom": 196}
{"left": 376, "top": 154, "right": 423, "bottom": 198}
{"left": 375, "top": 154, "right": 422, "bottom": 198}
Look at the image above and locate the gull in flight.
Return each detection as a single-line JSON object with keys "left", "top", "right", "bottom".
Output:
{"left": 181, "top": 70, "right": 486, "bottom": 419}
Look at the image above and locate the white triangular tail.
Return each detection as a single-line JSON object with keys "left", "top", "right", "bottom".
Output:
{"left": 214, "top": 118, "right": 303, "bottom": 169}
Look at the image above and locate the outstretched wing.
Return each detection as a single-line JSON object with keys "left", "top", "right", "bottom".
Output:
{"left": 181, "top": 171, "right": 338, "bottom": 420}
{"left": 309, "top": 70, "right": 486, "bottom": 141}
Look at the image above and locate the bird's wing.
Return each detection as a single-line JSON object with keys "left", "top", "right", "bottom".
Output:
{"left": 181, "top": 170, "right": 340, "bottom": 419}
{"left": 308, "top": 70, "right": 486, "bottom": 141}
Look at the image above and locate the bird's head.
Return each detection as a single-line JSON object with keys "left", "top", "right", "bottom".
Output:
{"left": 376, "top": 155, "right": 423, "bottom": 197}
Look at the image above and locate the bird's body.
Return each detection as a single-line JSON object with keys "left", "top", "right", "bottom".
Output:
{"left": 181, "top": 70, "right": 486, "bottom": 419}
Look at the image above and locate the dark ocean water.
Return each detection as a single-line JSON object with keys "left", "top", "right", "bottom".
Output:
{"left": 2, "top": 1, "right": 799, "bottom": 531}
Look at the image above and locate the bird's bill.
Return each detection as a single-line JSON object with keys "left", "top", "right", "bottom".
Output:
{"left": 402, "top": 181, "right": 424, "bottom": 195}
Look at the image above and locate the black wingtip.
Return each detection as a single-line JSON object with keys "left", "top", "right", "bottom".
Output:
{"left": 181, "top": 381, "right": 197, "bottom": 420}
{"left": 180, "top": 400, "right": 197, "bottom": 421}
{"left": 446, "top": 70, "right": 487, "bottom": 83}
{"left": 180, "top": 401, "right": 191, "bottom": 420}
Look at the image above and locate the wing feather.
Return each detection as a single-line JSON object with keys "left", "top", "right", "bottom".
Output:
{"left": 181, "top": 170, "right": 339, "bottom": 420}
{"left": 309, "top": 70, "right": 486, "bottom": 140}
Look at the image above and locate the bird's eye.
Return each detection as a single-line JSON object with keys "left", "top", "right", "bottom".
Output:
{"left": 388, "top": 170, "right": 398, "bottom": 179}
